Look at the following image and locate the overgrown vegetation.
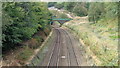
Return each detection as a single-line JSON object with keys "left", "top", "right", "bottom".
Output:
{"left": 54, "top": 2, "right": 64, "bottom": 9}
{"left": 88, "top": 2, "right": 118, "bottom": 23}
{"left": 16, "top": 46, "right": 33, "bottom": 64}
{"left": 48, "top": 2, "right": 89, "bottom": 16}
{"left": 50, "top": 10, "right": 68, "bottom": 18}
{"left": 64, "top": 2, "right": 118, "bottom": 66}
{"left": 48, "top": 2, "right": 57, "bottom": 7}
{"left": 2, "top": 2, "right": 52, "bottom": 51}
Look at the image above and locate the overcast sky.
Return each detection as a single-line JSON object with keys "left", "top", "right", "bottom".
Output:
{"left": 1, "top": 0, "right": 120, "bottom": 2}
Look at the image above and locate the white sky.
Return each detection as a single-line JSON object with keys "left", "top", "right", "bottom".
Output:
{"left": 1, "top": 0, "right": 120, "bottom": 2}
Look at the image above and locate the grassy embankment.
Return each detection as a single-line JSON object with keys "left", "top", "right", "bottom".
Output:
{"left": 64, "top": 16, "right": 118, "bottom": 66}
{"left": 26, "top": 29, "right": 55, "bottom": 66}
{"left": 2, "top": 27, "right": 51, "bottom": 66}
{"left": 16, "top": 28, "right": 51, "bottom": 65}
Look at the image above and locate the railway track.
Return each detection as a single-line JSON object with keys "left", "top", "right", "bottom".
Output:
{"left": 60, "top": 28, "right": 79, "bottom": 66}
{"left": 38, "top": 27, "right": 87, "bottom": 66}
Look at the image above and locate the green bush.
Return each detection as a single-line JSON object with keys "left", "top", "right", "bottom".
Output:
{"left": 34, "top": 36, "right": 44, "bottom": 43}
{"left": 16, "top": 46, "right": 33, "bottom": 61}
{"left": 55, "top": 3, "right": 64, "bottom": 9}
{"left": 48, "top": 2, "right": 57, "bottom": 7}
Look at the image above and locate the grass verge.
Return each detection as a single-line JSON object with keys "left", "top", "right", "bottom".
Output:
{"left": 64, "top": 17, "right": 118, "bottom": 66}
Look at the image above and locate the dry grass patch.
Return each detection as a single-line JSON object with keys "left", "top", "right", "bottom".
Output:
{"left": 64, "top": 17, "right": 118, "bottom": 66}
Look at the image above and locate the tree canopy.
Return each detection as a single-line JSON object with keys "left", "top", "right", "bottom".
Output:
{"left": 2, "top": 2, "right": 52, "bottom": 50}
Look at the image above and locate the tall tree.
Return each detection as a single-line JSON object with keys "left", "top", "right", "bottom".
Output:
{"left": 2, "top": 2, "right": 52, "bottom": 51}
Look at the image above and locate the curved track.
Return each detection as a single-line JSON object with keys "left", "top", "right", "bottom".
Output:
{"left": 38, "top": 27, "right": 87, "bottom": 66}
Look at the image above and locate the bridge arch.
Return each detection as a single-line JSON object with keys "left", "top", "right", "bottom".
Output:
{"left": 50, "top": 18, "right": 73, "bottom": 27}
